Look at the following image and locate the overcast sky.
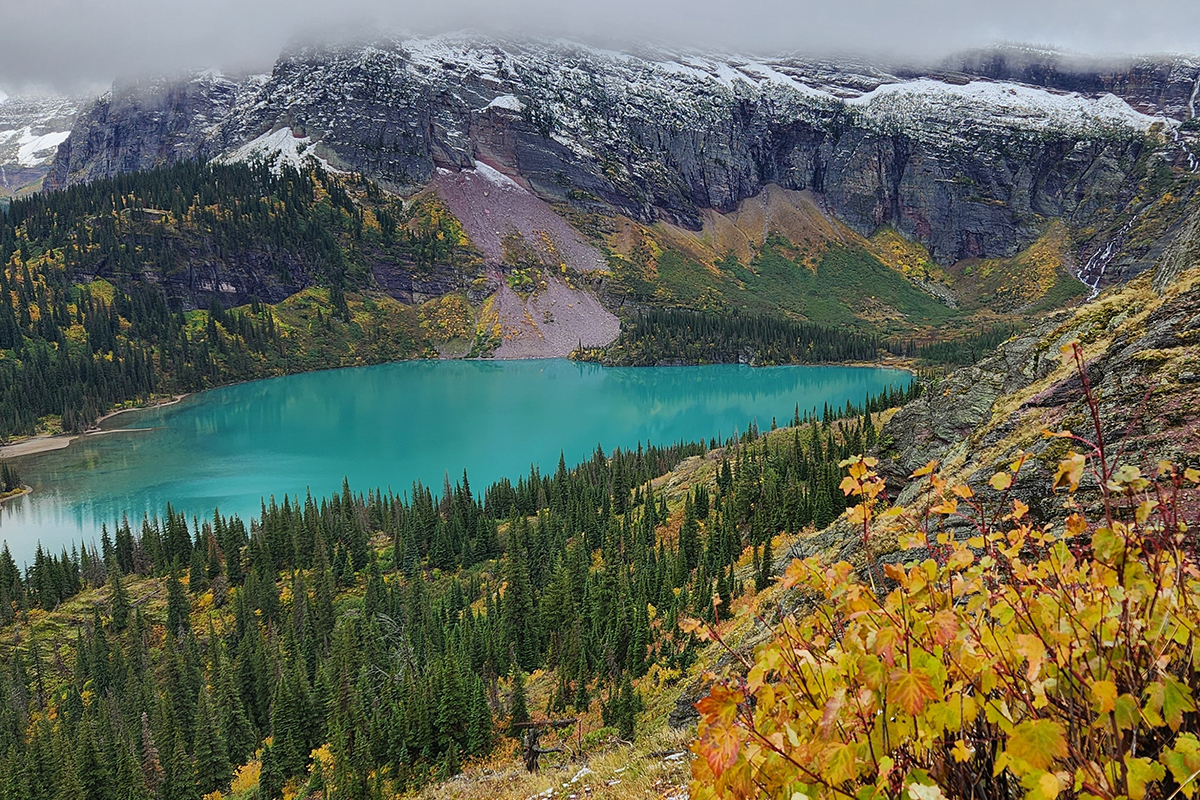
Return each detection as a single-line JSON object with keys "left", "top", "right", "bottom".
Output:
{"left": 3, "top": 0, "right": 1200, "bottom": 93}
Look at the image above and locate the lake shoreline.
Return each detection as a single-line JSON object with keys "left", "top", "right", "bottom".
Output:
{"left": 0, "top": 355, "right": 915, "bottom": 464}
{"left": 0, "top": 359, "right": 912, "bottom": 563}
{"left": 0, "top": 485, "right": 32, "bottom": 505}
{"left": 0, "top": 394, "right": 188, "bottom": 459}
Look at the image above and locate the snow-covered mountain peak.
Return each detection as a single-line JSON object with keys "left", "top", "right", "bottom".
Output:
{"left": 846, "top": 77, "right": 1170, "bottom": 139}
{"left": 39, "top": 34, "right": 1200, "bottom": 268}
{"left": 304, "top": 33, "right": 1172, "bottom": 141}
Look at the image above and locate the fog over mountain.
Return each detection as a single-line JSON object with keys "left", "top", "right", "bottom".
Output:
{"left": 3, "top": 0, "right": 1200, "bottom": 92}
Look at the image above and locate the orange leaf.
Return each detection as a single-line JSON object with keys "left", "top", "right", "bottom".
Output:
{"left": 930, "top": 610, "right": 959, "bottom": 646}
{"left": 702, "top": 719, "right": 742, "bottom": 777}
{"left": 1014, "top": 633, "right": 1046, "bottom": 681}
{"left": 888, "top": 667, "right": 938, "bottom": 716}
{"left": 912, "top": 460, "right": 940, "bottom": 478}
{"left": 1091, "top": 680, "right": 1117, "bottom": 715}
{"left": 1010, "top": 499, "right": 1030, "bottom": 521}
{"left": 819, "top": 689, "right": 846, "bottom": 737}
{"left": 1053, "top": 452, "right": 1086, "bottom": 492}
{"left": 931, "top": 499, "right": 958, "bottom": 515}
{"left": 873, "top": 626, "right": 900, "bottom": 667}
{"left": 780, "top": 559, "right": 810, "bottom": 590}
{"left": 695, "top": 684, "right": 743, "bottom": 724}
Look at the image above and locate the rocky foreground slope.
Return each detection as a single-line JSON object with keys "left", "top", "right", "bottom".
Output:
{"left": 790, "top": 197, "right": 1200, "bottom": 570}
{"left": 41, "top": 36, "right": 1200, "bottom": 285}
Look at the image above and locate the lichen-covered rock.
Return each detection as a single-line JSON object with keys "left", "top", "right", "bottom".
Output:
{"left": 878, "top": 246, "right": 1200, "bottom": 531}
{"left": 783, "top": 249, "right": 1200, "bottom": 582}
{"left": 1153, "top": 203, "right": 1200, "bottom": 293}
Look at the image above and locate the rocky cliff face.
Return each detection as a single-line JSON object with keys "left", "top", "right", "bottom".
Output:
{"left": 45, "top": 35, "right": 1200, "bottom": 279}
{"left": 0, "top": 91, "right": 82, "bottom": 196}
{"left": 45, "top": 72, "right": 250, "bottom": 189}
{"left": 788, "top": 203, "right": 1200, "bottom": 572}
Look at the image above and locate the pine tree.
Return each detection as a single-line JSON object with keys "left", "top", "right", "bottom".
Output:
{"left": 434, "top": 656, "right": 467, "bottom": 755}
{"left": 269, "top": 667, "right": 306, "bottom": 777}
{"left": 679, "top": 495, "right": 700, "bottom": 574}
{"left": 192, "top": 687, "right": 230, "bottom": 796}
{"left": 74, "top": 715, "right": 113, "bottom": 800}
{"left": 165, "top": 566, "right": 189, "bottom": 636}
{"left": 163, "top": 724, "right": 195, "bottom": 800}
{"left": 508, "top": 669, "right": 529, "bottom": 735}
{"left": 466, "top": 676, "right": 492, "bottom": 756}
{"left": 602, "top": 674, "right": 643, "bottom": 742}
{"left": 56, "top": 736, "right": 86, "bottom": 800}
{"left": 258, "top": 744, "right": 283, "bottom": 800}
{"left": 758, "top": 536, "right": 774, "bottom": 591}
{"left": 213, "top": 654, "right": 255, "bottom": 768}
{"left": 502, "top": 529, "right": 537, "bottom": 671}
{"left": 109, "top": 569, "right": 130, "bottom": 633}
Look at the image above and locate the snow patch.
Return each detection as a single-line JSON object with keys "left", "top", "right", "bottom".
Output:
{"left": 847, "top": 79, "right": 1167, "bottom": 136}
{"left": 219, "top": 127, "right": 343, "bottom": 174}
{"left": 0, "top": 89, "right": 7, "bottom": 105}
{"left": 16, "top": 128, "right": 70, "bottom": 167}
{"left": 484, "top": 94, "right": 524, "bottom": 112}
{"left": 735, "top": 60, "right": 837, "bottom": 101}
{"left": 470, "top": 160, "right": 522, "bottom": 190}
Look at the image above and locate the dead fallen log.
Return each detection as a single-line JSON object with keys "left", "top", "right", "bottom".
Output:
{"left": 512, "top": 718, "right": 579, "bottom": 772}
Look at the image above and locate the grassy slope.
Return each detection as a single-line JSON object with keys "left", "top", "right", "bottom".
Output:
{"left": 587, "top": 185, "right": 1094, "bottom": 340}
{"left": 621, "top": 236, "right": 956, "bottom": 333}
{"left": 948, "top": 221, "right": 1088, "bottom": 313}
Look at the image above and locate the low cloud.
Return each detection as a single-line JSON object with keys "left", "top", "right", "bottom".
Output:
{"left": 3, "top": 0, "right": 1199, "bottom": 93}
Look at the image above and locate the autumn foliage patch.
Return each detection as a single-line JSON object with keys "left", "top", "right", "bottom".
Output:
{"left": 691, "top": 343, "right": 1200, "bottom": 800}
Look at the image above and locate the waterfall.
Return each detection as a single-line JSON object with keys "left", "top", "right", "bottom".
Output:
{"left": 1190, "top": 70, "right": 1200, "bottom": 119}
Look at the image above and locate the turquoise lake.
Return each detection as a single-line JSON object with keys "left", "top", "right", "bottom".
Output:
{"left": 0, "top": 359, "right": 909, "bottom": 564}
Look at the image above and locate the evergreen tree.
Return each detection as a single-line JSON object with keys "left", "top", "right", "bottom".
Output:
{"left": 74, "top": 715, "right": 113, "bottom": 800}
{"left": 258, "top": 744, "right": 283, "bottom": 800}
{"left": 109, "top": 569, "right": 130, "bottom": 633}
{"left": 466, "top": 676, "right": 492, "bottom": 756}
{"left": 192, "top": 687, "right": 230, "bottom": 796}
{"left": 508, "top": 670, "right": 529, "bottom": 735}
{"left": 602, "top": 674, "right": 644, "bottom": 742}
{"left": 165, "top": 566, "right": 189, "bottom": 636}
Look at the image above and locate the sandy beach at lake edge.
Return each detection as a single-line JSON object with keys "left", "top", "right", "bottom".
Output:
{"left": 0, "top": 394, "right": 189, "bottom": 459}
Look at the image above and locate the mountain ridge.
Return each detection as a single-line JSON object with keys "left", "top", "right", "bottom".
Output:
{"left": 38, "top": 35, "right": 1200, "bottom": 283}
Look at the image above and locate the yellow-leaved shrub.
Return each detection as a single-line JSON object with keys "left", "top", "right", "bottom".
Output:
{"left": 691, "top": 343, "right": 1200, "bottom": 800}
